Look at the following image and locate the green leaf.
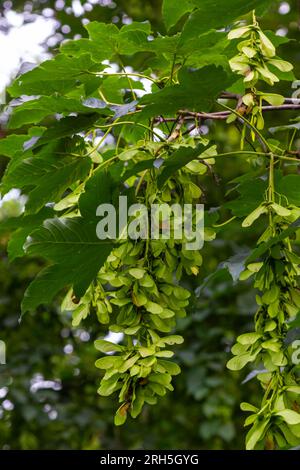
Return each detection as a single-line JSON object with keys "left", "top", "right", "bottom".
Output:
{"left": 258, "top": 31, "right": 276, "bottom": 57}
{"left": 262, "top": 285, "right": 280, "bottom": 304}
{"left": 265, "top": 31, "right": 291, "bottom": 48}
{"left": 242, "top": 204, "right": 268, "bottom": 228}
{"left": 247, "top": 262, "right": 264, "bottom": 272}
{"left": 9, "top": 54, "right": 100, "bottom": 97}
{"left": 139, "top": 346, "right": 155, "bottom": 358}
{"left": 237, "top": 332, "right": 261, "bottom": 345}
{"left": 276, "top": 410, "right": 300, "bottom": 425}
{"left": 271, "top": 202, "right": 291, "bottom": 217}
{"left": 123, "top": 159, "right": 156, "bottom": 182}
{"left": 139, "top": 66, "right": 234, "bottom": 120}
{"left": 130, "top": 390, "right": 145, "bottom": 418}
{"left": 124, "top": 325, "right": 140, "bottom": 335}
{"left": 264, "top": 320, "right": 277, "bottom": 332}
{"left": 148, "top": 373, "right": 172, "bottom": 386}
{"left": 158, "top": 144, "right": 205, "bottom": 187}
{"left": 8, "top": 96, "right": 111, "bottom": 129}
{"left": 278, "top": 175, "right": 300, "bottom": 205}
{"left": 240, "top": 402, "right": 259, "bottom": 413}
{"left": 159, "top": 309, "right": 175, "bottom": 319}
{"left": 117, "top": 22, "right": 153, "bottom": 54}
{"left": 128, "top": 268, "right": 146, "bottom": 279}
{"left": 182, "top": 0, "right": 272, "bottom": 41}
{"left": 6, "top": 208, "right": 54, "bottom": 261}
{"left": 148, "top": 382, "right": 167, "bottom": 396}
{"left": 278, "top": 424, "right": 300, "bottom": 446}
{"left": 118, "top": 354, "right": 139, "bottom": 373}
{"left": 246, "top": 419, "right": 269, "bottom": 450}
{"left": 94, "top": 340, "right": 124, "bottom": 353}
{"left": 260, "top": 93, "right": 285, "bottom": 106}
{"left": 227, "top": 353, "right": 255, "bottom": 371}
{"left": 22, "top": 218, "right": 113, "bottom": 312}
{"left": 155, "top": 350, "right": 174, "bottom": 358}
{"left": 285, "top": 386, "right": 300, "bottom": 394}
{"left": 117, "top": 149, "right": 140, "bottom": 162}
{"left": 158, "top": 335, "right": 184, "bottom": 346}
{"left": 78, "top": 165, "right": 122, "bottom": 219}
{"left": 157, "top": 360, "right": 181, "bottom": 376}
{"left": 146, "top": 301, "right": 164, "bottom": 314}
{"left": 0, "top": 134, "right": 29, "bottom": 158}
{"left": 178, "top": 30, "right": 232, "bottom": 71}
{"left": 2, "top": 156, "right": 91, "bottom": 215}
{"left": 114, "top": 406, "right": 128, "bottom": 426}
{"left": 21, "top": 170, "right": 117, "bottom": 312}
{"left": 173, "top": 286, "right": 191, "bottom": 300}
{"left": 225, "top": 179, "right": 267, "bottom": 217}
{"left": 61, "top": 22, "right": 152, "bottom": 60}
{"left": 269, "top": 59, "right": 293, "bottom": 72}
{"left": 33, "top": 114, "right": 100, "bottom": 149}
{"left": 246, "top": 217, "right": 300, "bottom": 264}
{"left": 61, "top": 23, "right": 119, "bottom": 59}
{"left": 95, "top": 356, "right": 122, "bottom": 370}
{"left": 162, "top": 0, "right": 193, "bottom": 30}
{"left": 228, "top": 26, "right": 251, "bottom": 40}
{"left": 97, "top": 374, "right": 121, "bottom": 397}
{"left": 290, "top": 424, "right": 300, "bottom": 438}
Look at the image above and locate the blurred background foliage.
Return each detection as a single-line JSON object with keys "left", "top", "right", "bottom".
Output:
{"left": 0, "top": 0, "right": 299, "bottom": 450}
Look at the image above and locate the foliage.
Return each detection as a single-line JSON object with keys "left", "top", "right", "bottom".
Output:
{"left": 0, "top": 0, "right": 300, "bottom": 450}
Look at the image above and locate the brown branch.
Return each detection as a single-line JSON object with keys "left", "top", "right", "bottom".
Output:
{"left": 259, "top": 104, "right": 300, "bottom": 111}
{"left": 286, "top": 150, "right": 300, "bottom": 157}
{"left": 167, "top": 115, "right": 186, "bottom": 141}
{"left": 154, "top": 104, "right": 300, "bottom": 124}
{"left": 219, "top": 92, "right": 241, "bottom": 100}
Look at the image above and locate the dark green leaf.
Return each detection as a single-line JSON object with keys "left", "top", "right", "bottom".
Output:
{"left": 8, "top": 96, "right": 111, "bottom": 129}
{"left": 32, "top": 114, "right": 100, "bottom": 149}
{"left": 158, "top": 144, "right": 205, "bottom": 187}
{"left": 2, "top": 156, "right": 91, "bottom": 215}
{"left": 0, "top": 134, "right": 29, "bottom": 158}
{"left": 61, "top": 22, "right": 152, "bottom": 61}
{"left": 122, "top": 158, "right": 156, "bottom": 181}
{"left": 5, "top": 208, "right": 54, "bottom": 261}
{"left": 21, "top": 167, "right": 124, "bottom": 311}
{"left": 278, "top": 175, "right": 300, "bottom": 205}
{"left": 61, "top": 23, "right": 118, "bottom": 60}
{"left": 22, "top": 216, "right": 113, "bottom": 312}
{"left": 139, "top": 66, "right": 234, "bottom": 119}
{"left": 225, "top": 179, "right": 267, "bottom": 217}
{"left": 9, "top": 54, "right": 100, "bottom": 97}
{"left": 162, "top": 0, "right": 193, "bottom": 30}
{"left": 182, "top": 1, "right": 272, "bottom": 40}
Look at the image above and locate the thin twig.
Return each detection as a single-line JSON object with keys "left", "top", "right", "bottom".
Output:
{"left": 168, "top": 115, "right": 186, "bottom": 141}
{"left": 286, "top": 150, "right": 300, "bottom": 157}
{"left": 153, "top": 103, "right": 300, "bottom": 124}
